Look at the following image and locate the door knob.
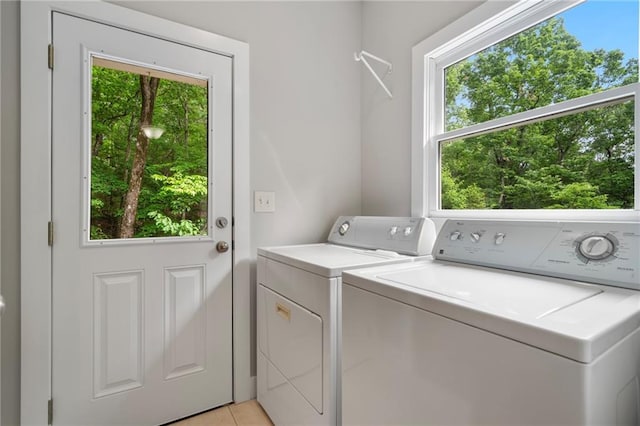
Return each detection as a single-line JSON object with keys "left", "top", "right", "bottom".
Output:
{"left": 216, "top": 241, "right": 230, "bottom": 253}
{"left": 0, "top": 295, "right": 5, "bottom": 316}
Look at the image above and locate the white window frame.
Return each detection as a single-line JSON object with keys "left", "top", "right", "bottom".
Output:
{"left": 411, "top": 0, "right": 640, "bottom": 221}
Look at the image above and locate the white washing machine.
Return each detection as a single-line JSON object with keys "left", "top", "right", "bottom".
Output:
{"left": 342, "top": 219, "right": 640, "bottom": 426}
{"left": 257, "top": 216, "right": 437, "bottom": 426}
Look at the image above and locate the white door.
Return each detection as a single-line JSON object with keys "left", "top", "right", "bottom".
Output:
{"left": 51, "top": 13, "right": 233, "bottom": 425}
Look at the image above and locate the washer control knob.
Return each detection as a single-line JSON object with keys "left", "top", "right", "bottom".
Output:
{"left": 338, "top": 221, "right": 351, "bottom": 236}
{"left": 403, "top": 226, "right": 413, "bottom": 236}
{"left": 578, "top": 235, "right": 615, "bottom": 260}
{"left": 449, "top": 231, "right": 462, "bottom": 241}
{"left": 495, "top": 233, "right": 506, "bottom": 245}
{"left": 470, "top": 232, "right": 481, "bottom": 243}
{"left": 389, "top": 226, "right": 398, "bottom": 236}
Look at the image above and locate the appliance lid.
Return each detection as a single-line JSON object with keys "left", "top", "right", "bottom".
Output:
{"left": 379, "top": 263, "right": 602, "bottom": 320}
{"left": 258, "top": 243, "right": 418, "bottom": 277}
{"left": 343, "top": 260, "right": 640, "bottom": 363}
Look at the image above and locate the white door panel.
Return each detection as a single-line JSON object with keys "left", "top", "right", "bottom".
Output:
{"left": 52, "top": 12, "right": 233, "bottom": 425}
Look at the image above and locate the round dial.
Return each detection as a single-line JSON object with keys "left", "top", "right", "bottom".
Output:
{"left": 449, "top": 231, "right": 462, "bottom": 241}
{"left": 578, "top": 235, "right": 615, "bottom": 261}
{"left": 338, "top": 221, "right": 351, "bottom": 236}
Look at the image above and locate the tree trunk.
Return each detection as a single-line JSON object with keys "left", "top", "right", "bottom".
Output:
{"left": 183, "top": 96, "right": 190, "bottom": 155}
{"left": 122, "top": 111, "right": 137, "bottom": 184}
{"left": 93, "top": 133, "right": 104, "bottom": 157}
{"left": 119, "top": 75, "right": 160, "bottom": 238}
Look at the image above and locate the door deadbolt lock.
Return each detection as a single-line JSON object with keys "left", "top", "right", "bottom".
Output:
{"left": 216, "top": 217, "right": 229, "bottom": 229}
{"left": 216, "top": 241, "right": 230, "bottom": 253}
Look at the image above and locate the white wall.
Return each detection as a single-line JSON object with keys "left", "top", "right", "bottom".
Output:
{"left": 360, "top": 1, "right": 482, "bottom": 216}
{"left": 1, "top": 2, "right": 21, "bottom": 425}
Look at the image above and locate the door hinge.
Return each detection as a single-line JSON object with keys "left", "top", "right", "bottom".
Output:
{"left": 48, "top": 221, "right": 54, "bottom": 246}
{"left": 48, "top": 44, "right": 54, "bottom": 70}
{"left": 48, "top": 399, "right": 53, "bottom": 424}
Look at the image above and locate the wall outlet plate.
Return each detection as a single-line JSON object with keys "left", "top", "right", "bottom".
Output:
{"left": 254, "top": 191, "right": 275, "bottom": 212}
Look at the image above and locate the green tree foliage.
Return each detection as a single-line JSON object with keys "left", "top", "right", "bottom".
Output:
{"left": 91, "top": 66, "right": 209, "bottom": 239}
{"left": 441, "top": 166, "right": 486, "bottom": 209}
{"left": 443, "top": 16, "right": 637, "bottom": 210}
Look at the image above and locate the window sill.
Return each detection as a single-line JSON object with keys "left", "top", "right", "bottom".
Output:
{"left": 429, "top": 209, "right": 640, "bottom": 222}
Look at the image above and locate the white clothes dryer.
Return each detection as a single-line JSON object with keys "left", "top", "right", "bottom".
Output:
{"left": 341, "top": 219, "right": 640, "bottom": 426}
{"left": 257, "top": 216, "right": 436, "bottom": 426}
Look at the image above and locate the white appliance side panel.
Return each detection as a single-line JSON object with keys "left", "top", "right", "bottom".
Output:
{"left": 342, "top": 284, "right": 589, "bottom": 426}
{"left": 588, "top": 327, "right": 640, "bottom": 424}
{"left": 258, "top": 285, "right": 323, "bottom": 413}
{"left": 257, "top": 256, "right": 268, "bottom": 357}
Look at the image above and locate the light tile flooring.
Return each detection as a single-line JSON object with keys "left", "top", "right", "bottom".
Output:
{"left": 170, "top": 400, "right": 273, "bottom": 426}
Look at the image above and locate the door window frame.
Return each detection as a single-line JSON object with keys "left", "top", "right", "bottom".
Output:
{"left": 20, "top": 2, "right": 251, "bottom": 424}
{"left": 85, "top": 52, "right": 215, "bottom": 245}
{"left": 0, "top": 3, "right": 3, "bottom": 421}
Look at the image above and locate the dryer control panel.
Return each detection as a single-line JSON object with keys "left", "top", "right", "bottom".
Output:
{"left": 328, "top": 216, "right": 437, "bottom": 256}
{"left": 433, "top": 220, "right": 640, "bottom": 290}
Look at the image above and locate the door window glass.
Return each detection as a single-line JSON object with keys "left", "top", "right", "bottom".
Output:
{"left": 90, "top": 56, "right": 209, "bottom": 239}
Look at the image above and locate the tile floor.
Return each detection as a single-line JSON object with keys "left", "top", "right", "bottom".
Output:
{"left": 170, "top": 400, "right": 273, "bottom": 426}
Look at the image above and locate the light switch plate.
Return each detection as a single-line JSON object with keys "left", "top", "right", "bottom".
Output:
{"left": 254, "top": 191, "right": 275, "bottom": 212}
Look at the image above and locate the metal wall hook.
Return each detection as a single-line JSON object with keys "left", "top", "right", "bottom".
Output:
{"left": 354, "top": 50, "right": 393, "bottom": 99}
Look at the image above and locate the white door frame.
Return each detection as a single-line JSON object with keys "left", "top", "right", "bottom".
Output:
{"left": 21, "top": 2, "right": 251, "bottom": 424}
{"left": 0, "top": 2, "right": 3, "bottom": 422}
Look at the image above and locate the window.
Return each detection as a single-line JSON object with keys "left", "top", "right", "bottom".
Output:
{"left": 412, "top": 0, "right": 639, "bottom": 219}
{"left": 90, "top": 56, "right": 210, "bottom": 240}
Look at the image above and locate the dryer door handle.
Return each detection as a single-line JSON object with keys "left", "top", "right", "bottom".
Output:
{"left": 276, "top": 303, "right": 291, "bottom": 321}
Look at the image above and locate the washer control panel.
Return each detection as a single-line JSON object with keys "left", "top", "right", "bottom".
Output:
{"left": 434, "top": 220, "right": 640, "bottom": 290}
{"left": 328, "top": 216, "right": 437, "bottom": 256}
